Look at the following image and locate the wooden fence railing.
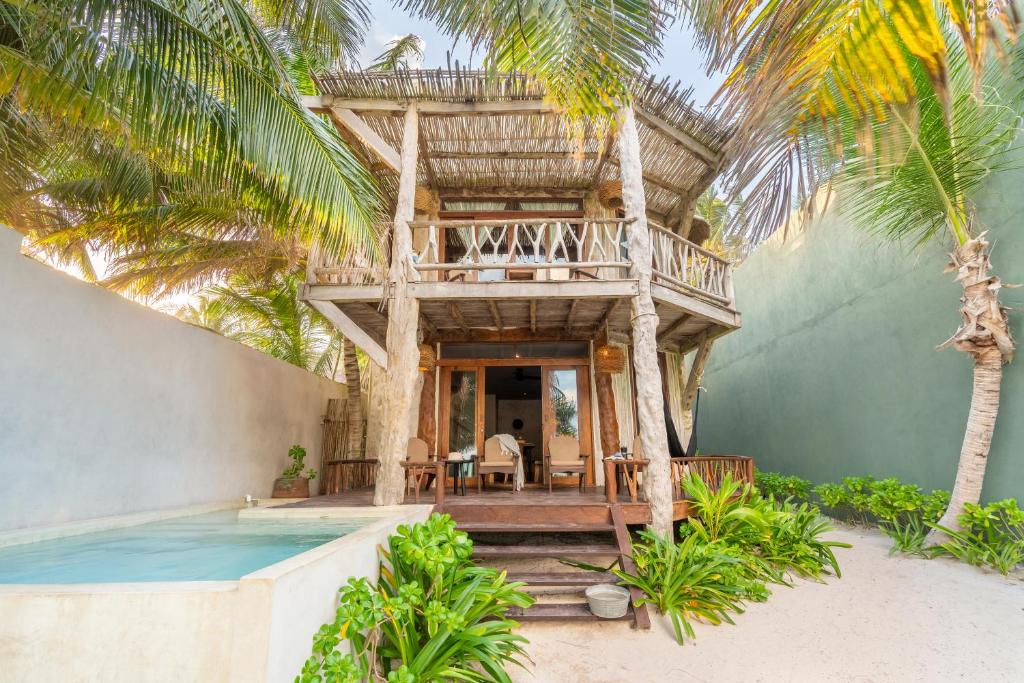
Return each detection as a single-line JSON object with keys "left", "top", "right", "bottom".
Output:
{"left": 649, "top": 223, "right": 733, "bottom": 305}
{"left": 671, "top": 455, "right": 754, "bottom": 498}
{"left": 308, "top": 217, "right": 736, "bottom": 308}
{"left": 409, "top": 218, "right": 631, "bottom": 275}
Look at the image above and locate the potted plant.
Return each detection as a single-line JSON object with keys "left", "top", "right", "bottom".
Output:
{"left": 272, "top": 444, "right": 317, "bottom": 498}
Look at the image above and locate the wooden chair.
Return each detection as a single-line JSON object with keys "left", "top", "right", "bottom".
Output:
{"left": 477, "top": 435, "right": 519, "bottom": 492}
{"left": 544, "top": 434, "right": 590, "bottom": 493}
{"left": 402, "top": 438, "right": 435, "bottom": 503}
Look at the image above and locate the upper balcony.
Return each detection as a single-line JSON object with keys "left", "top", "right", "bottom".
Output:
{"left": 304, "top": 216, "right": 739, "bottom": 357}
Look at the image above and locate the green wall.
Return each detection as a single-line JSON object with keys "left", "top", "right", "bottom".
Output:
{"left": 696, "top": 170, "right": 1023, "bottom": 501}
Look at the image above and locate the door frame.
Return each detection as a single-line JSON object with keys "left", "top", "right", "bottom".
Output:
{"left": 436, "top": 358, "right": 594, "bottom": 486}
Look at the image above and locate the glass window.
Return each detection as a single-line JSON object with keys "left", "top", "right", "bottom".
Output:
{"left": 548, "top": 370, "right": 580, "bottom": 438}
{"left": 448, "top": 371, "right": 477, "bottom": 457}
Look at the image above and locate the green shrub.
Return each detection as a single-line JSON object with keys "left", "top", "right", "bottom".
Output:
{"left": 283, "top": 444, "right": 317, "bottom": 480}
{"left": 754, "top": 471, "right": 812, "bottom": 502}
{"left": 297, "top": 513, "right": 533, "bottom": 682}
{"left": 758, "top": 500, "right": 847, "bottom": 579}
{"left": 930, "top": 499, "right": 1024, "bottom": 575}
{"left": 613, "top": 531, "right": 751, "bottom": 644}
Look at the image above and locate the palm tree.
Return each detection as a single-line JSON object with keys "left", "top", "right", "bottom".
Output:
{"left": 0, "top": 0, "right": 382, "bottom": 262}
{"left": 179, "top": 273, "right": 343, "bottom": 377}
{"left": 684, "top": 3, "right": 1023, "bottom": 536}
{"left": 368, "top": 34, "right": 425, "bottom": 71}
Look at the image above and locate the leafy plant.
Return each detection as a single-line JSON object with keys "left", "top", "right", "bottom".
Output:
{"left": 758, "top": 501, "right": 848, "bottom": 579}
{"left": 613, "top": 531, "right": 749, "bottom": 645}
{"left": 930, "top": 499, "right": 1024, "bottom": 575}
{"left": 682, "top": 472, "right": 771, "bottom": 547}
{"left": 283, "top": 445, "right": 316, "bottom": 480}
{"left": 880, "top": 517, "right": 931, "bottom": 557}
{"left": 755, "top": 471, "right": 812, "bottom": 502}
{"left": 299, "top": 513, "right": 534, "bottom": 682}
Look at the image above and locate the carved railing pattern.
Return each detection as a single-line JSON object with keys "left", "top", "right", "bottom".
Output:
{"left": 409, "top": 218, "right": 631, "bottom": 273}
{"left": 671, "top": 455, "right": 754, "bottom": 498}
{"left": 649, "top": 224, "right": 733, "bottom": 305}
{"left": 308, "top": 217, "right": 735, "bottom": 308}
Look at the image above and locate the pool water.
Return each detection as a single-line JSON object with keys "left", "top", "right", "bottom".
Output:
{"left": 0, "top": 510, "right": 370, "bottom": 584}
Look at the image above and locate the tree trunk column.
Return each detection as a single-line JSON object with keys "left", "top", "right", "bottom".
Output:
{"left": 375, "top": 104, "right": 421, "bottom": 506}
{"left": 617, "top": 105, "right": 672, "bottom": 537}
{"left": 595, "top": 370, "right": 619, "bottom": 459}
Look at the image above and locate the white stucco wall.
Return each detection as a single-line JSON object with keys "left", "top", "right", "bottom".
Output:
{"left": 0, "top": 227, "right": 344, "bottom": 532}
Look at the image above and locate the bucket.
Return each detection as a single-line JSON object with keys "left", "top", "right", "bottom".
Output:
{"left": 585, "top": 584, "right": 631, "bottom": 619}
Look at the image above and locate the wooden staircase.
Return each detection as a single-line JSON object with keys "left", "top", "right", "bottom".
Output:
{"left": 446, "top": 503, "right": 651, "bottom": 629}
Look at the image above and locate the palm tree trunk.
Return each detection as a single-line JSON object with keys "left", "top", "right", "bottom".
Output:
{"left": 929, "top": 234, "right": 1014, "bottom": 542}
{"left": 342, "top": 339, "right": 364, "bottom": 459}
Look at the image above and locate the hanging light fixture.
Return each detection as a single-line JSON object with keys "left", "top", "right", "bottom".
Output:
{"left": 418, "top": 344, "right": 436, "bottom": 372}
{"left": 594, "top": 344, "right": 625, "bottom": 374}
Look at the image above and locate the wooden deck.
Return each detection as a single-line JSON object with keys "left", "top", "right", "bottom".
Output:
{"left": 282, "top": 485, "right": 694, "bottom": 526}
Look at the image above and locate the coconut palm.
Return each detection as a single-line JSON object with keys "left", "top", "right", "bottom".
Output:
{"left": 368, "top": 34, "right": 425, "bottom": 71}
{"left": 683, "top": 3, "right": 1024, "bottom": 536}
{"left": 179, "top": 273, "right": 343, "bottom": 377}
{"left": 0, "top": 0, "right": 382, "bottom": 262}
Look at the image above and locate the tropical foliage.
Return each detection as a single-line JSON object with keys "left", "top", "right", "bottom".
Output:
{"left": 930, "top": 499, "right": 1024, "bottom": 575}
{"left": 176, "top": 274, "right": 342, "bottom": 377}
{"left": 298, "top": 513, "right": 533, "bottom": 682}
{"left": 2, "top": 0, "right": 382, "bottom": 270}
{"left": 754, "top": 471, "right": 812, "bottom": 503}
{"left": 615, "top": 474, "right": 848, "bottom": 645}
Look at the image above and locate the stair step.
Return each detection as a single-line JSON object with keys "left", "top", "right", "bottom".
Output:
{"left": 506, "top": 571, "right": 618, "bottom": 586}
{"left": 474, "top": 544, "right": 620, "bottom": 558}
{"left": 458, "top": 522, "right": 614, "bottom": 533}
{"left": 508, "top": 602, "right": 631, "bottom": 622}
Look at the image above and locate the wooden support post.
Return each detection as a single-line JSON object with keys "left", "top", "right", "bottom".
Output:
{"left": 595, "top": 370, "right": 620, "bottom": 460}
{"left": 618, "top": 105, "right": 673, "bottom": 537}
{"left": 375, "top": 104, "right": 421, "bottom": 506}
{"left": 418, "top": 367, "right": 437, "bottom": 454}
{"left": 604, "top": 458, "right": 618, "bottom": 504}
{"left": 682, "top": 335, "right": 713, "bottom": 413}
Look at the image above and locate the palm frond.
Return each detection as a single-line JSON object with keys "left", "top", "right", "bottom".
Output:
{"left": 398, "top": 0, "right": 666, "bottom": 117}
{"left": 368, "top": 33, "right": 424, "bottom": 71}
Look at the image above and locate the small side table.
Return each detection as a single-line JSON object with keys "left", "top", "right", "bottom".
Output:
{"left": 442, "top": 456, "right": 475, "bottom": 496}
{"left": 603, "top": 457, "right": 650, "bottom": 503}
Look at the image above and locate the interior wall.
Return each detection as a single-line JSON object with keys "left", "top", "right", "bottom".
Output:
{"left": 494, "top": 399, "right": 543, "bottom": 448}
{"left": 0, "top": 227, "right": 344, "bottom": 532}
{"left": 695, "top": 166, "right": 1024, "bottom": 500}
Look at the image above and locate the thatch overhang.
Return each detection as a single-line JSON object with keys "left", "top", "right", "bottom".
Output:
{"left": 307, "top": 68, "right": 730, "bottom": 222}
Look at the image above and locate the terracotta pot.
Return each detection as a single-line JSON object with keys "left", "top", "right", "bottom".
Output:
{"left": 272, "top": 477, "right": 310, "bottom": 498}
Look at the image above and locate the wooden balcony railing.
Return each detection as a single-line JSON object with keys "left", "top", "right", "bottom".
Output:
{"left": 409, "top": 218, "right": 631, "bottom": 277}
{"left": 671, "top": 455, "right": 754, "bottom": 498}
{"left": 308, "top": 217, "right": 735, "bottom": 308}
{"left": 650, "top": 223, "right": 734, "bottom": 306}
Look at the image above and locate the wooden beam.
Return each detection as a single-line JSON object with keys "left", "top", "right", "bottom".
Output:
{"left": 302, "top": 284, "right": 385, "bottom": 303}
{"left": 591, "top": 125, "right": 618, "bottom": 187}
{"left": 418, "top": 129, "right": 439, "bottom": 190}
{"left": 606, "top": 157, "right": 690, "bottom": 196}
{"left": 530, "top": 301, "right": 537, "bottom": 332}
{"left": 308, "top": 300, "right": 387, "bottom": 369}
{"left": 487, "top": 300, "right": 504, "bottom": 331}
{"left": 448, "top": 302, "right": 470, "bottom": 332}
{"left": 424, "top": 327, "right": 597, "bottom": 343}
{"left": 565, "top": 299, "right": 581, "bottom": 328}
{"left": 430, "top": 151, "right": 598, "bottom": 160}
{"left": 437, "top": 186, "right": 590, "bottom": 199}
{"left": 681, "top": 336, "right": 714, "bottom": 413}
{"left": 419, "top": 312, "right": 438, "bottom": 337}
{"left": 596, "top": 298, "right": 622, "bottom": 331}
{"left": 313, "top": 98, "right": 559, "bottom": 116}
{"left": 635, "top": 108, "right": 722, "bottom": 167}
{"left": 330, "top": 108, "right": 402, "bottom": 173}
{"left": 409, "top": 280, "right": 639, "bottom": 300}
{"left": 650, "top": 282, "right": 741, "bottom": 329}
{"left": 657, "top": 313, "right": 693, "bottom": 343}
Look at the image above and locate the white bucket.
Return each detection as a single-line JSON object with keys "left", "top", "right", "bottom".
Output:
{"left": 585, "top": 583, "right": 631, "bottom": 619}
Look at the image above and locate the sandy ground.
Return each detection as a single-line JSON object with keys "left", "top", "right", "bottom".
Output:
{"left": 511, "top": 527, "right": 1024, "bottom": 683}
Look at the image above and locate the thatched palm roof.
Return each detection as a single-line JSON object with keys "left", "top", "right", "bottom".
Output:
{"left": 310, "top": 68, "right": 729, "bottom": 221}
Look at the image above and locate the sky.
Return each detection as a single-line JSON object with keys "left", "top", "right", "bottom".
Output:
{"left": 357, "top": 2, "right": 723, "bottom": 107}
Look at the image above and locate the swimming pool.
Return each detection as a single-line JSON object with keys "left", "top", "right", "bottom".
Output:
{"left": 0, "top": 509, "right": 371, "bottom": 584}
